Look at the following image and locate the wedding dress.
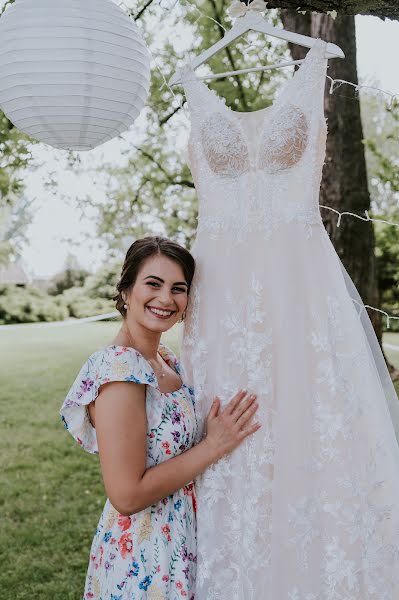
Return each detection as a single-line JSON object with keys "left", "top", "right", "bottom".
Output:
{"left": 179, "top": 39, "right": 399, "bottom": 599}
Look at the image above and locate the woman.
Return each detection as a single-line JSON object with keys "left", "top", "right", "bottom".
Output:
{"left": 60, "top": 236, "right": 260, "bottom": 600}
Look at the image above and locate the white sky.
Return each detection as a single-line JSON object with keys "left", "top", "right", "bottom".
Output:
{"left": 3, "top": 9, "right": 398, "bottom": 277}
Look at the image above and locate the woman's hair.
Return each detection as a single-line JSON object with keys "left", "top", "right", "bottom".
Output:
{"left": 114, "top": 236, "right": 196, "bottom": 317}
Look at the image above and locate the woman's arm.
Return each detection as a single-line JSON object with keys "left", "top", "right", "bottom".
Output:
{"left": 94, "top": 382, "right": 259, "bottom": 516}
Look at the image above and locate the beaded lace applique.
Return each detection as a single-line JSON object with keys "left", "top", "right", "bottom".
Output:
{"left": 201, "top": 111, "right": 250, "bottom": 177}
{"left": 259, "top": 104, "right": 308, "bottom": 174}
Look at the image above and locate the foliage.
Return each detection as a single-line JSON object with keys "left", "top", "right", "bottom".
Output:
{"left": 0, "top": 194, "right": 34, "bottom": 264}
{"left": 60, "top": 287, "right": 114, "bottom": 319}
{"left": 0, "top": 284, "right": 69, "bottom": 324}
{"left": 48, "top": 254, "right": 89, "bottom": 296}
{"left": 83, "top": 259, "right": 121, "bottom": 301}
{"left": 54, "top": 258, "right": 121, "bottom": 320}
{"left": 0, "top": 256, "right": 120, "bottom": 324}
{"left": 0, "top": 0, "right": 36, "bottom": 264}
{"left": 362, "top": 95, "right": 399, "bottom": 326}
{"left": 374, "top": 208, "right": 399, "bottom": 330}
{"left": 362, "top": 95, "right": 399, "bottom": 212}
{"left": 0, "top": 114, "right": 35, "bottom": 263}
{"left": 0, "top": 282, "right": 117, "bottom": 325}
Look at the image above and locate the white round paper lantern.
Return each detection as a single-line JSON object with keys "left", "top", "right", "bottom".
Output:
{"left": 0, "top": 0, "right": 151, "bottom": 150}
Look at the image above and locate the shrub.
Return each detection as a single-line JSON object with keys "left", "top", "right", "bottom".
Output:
{"left": 47, "top": 254, "right": 89, "bottom": 295}
{"left": 0, "top": 285, "right": 69, "bottom": 324}
{"left": 61, "top": 287, "right": 114, "bottom": 319}
{"left": 84, "top": 261, "right": 121, "bottom": 301}
{"left": 0, "top": 259, "right": 120, "bottom": 324}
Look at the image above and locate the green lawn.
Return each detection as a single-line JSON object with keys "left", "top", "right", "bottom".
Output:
{"left": 0, "top": 321, "right": 180, "bottom": 600}
{"left": 1, "top": 322, "right": 398, "bottom": 599}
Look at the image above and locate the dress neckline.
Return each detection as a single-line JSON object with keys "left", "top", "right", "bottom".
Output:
{"left": 106, "top": 342, "right": 184, "bottom": 396}
{"left": 181, "top": 39, "right": 327, "bottom": 172}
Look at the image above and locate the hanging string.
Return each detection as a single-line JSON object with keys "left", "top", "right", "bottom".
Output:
{"left": 351, "top": 298, "right": 399, "bottom": 330}
{"left": 319, "top": 207, "right": 399, "bottom": 230}
{"left": 327, "top": 76, "right": 399, "bottom": 107}
{"left": 319, "top": 206, "right": 399, "bottom": 327}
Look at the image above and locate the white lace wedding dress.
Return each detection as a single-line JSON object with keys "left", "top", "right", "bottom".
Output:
{"left": 179, "top": 39, "right": 399, "bottom": 600}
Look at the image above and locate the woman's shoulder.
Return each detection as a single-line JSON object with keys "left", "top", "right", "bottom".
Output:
{"left": 59, "top": 345, "right": 158, "bottom": 454}
{"left": 94, "top": 345, "right": 158, "bottom": 386}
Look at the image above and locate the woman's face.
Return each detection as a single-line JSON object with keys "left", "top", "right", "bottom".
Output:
{"left": 123, "top": 254, "right": 189, "bottom": 334}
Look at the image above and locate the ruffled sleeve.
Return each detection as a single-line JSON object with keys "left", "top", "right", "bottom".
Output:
{"left": 59, "top": 346, "right": 157, "bottom": 454}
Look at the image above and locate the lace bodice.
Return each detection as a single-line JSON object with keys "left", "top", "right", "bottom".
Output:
{"left": 180, "top": 39, "right": 328, "bottom": 242}
{"left": 200, "top": 98, "right": 309, "bottom": 177}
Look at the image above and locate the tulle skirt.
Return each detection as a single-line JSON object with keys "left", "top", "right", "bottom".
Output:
{"left": 181, "top": 222, "right": 399, "bottom": 600}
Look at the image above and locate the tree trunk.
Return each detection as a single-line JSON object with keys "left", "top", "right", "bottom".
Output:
{"left": 281, "top": 10, "right": 395, "bottom": 372}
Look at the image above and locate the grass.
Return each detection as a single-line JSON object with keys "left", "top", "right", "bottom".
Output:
{"left": 0, "top": 321, "right": 179, "bottom": 600}
{"left": 1, "top": 322, "right": 398, "bottom": 599}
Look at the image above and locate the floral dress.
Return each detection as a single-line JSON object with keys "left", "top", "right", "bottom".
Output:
{"left": 60, "top": 343, "right": 198, "bottom": 600}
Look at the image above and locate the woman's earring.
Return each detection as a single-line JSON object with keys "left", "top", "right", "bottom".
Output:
{"left": 179, "top": 310, "right": 187, "bottom": 323}
{"left": 124, "top": 303, "right": 128, "bottom": 310}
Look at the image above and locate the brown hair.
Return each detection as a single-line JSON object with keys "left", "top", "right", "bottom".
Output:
{"left": 114, "top": 236, "right": 195, "bottom": 317}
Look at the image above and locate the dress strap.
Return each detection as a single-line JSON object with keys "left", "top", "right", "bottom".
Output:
{"left": 275, "top": 38, "right": 329, "bottom": 115}
{"left": 300, "top": 39, "right": 328, "bottom": 84}
{"left": 179, "top": 62, "right": 227, "bottom": 119}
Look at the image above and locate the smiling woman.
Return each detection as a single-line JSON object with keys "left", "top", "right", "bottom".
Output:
{"left": 59, "top": 236, "right": 261, "bottom": 600}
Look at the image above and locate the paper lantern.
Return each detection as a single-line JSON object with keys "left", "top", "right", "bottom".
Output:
{"left": 0, "top": 0, "right": 151, "bottom": 150}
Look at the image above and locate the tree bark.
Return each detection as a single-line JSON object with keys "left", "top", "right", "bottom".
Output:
{"left": 270, "top": 0, "right": 398, "bottom": 20}
{"left": 281, "top": 10, "right": 393, "bottom": 369}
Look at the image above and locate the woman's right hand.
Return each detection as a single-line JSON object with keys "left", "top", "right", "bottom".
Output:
{"left": 204, "top": 390, "right": 261, "bottom": 461}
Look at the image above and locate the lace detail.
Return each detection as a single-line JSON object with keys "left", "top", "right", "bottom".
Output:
{"left": 201, "top": 111, "right": 250, "bottom": 177}
{"left": 181, "top": 273, "right": 208, "bottom": 436}
{"left": 197, "top": 206, "right": 324, "bottom": 242}
{"left": 259, "top": 104, "right": 308, "bottom": 173}
{"left": 199, "top": 103, "right": 308, "bottom": 177}
{"left": 191, "top": 273, "right": 276, "bottom": 599}
{"left": 221, "top": 273, "right": 273, "bottom": 396}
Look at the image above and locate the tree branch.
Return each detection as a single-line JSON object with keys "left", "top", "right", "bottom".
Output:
{"left": 159, "top": 105, "right": 182, "bottom": 126}
{"left": 255, "top": 68, "right": 266, "bottom": 95}
{"left": 134, "top": 0, "right": 155, "bottom": 21}
{"left": 133, "top": 146, "right": 195, "bottom": 188}
{"left": 267, "top": 0, "right": 398, "bottom": 20}
{"left": 208, "top": 0, "right": 250, "bottom": 110}
{"left": 133, "top": 145, "right": 173, "bottom": 179}
{"left": 172, "top": 179, "right": 195, "bottom": 188}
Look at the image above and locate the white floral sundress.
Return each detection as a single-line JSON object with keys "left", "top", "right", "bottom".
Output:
{"left": 60, "top": 343, "right": 198, "bottom": 600}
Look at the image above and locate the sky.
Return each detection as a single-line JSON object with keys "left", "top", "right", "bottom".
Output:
{"left": 2, "top": 5, "right": 398, "bottom": 278}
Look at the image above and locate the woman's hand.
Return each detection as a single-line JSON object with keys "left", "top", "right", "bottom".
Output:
{"left": 204, "top": 390, "right": 260, "bottom": 461}
{"left": 94, "top": 383, "right": 260, "bottom": 515}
